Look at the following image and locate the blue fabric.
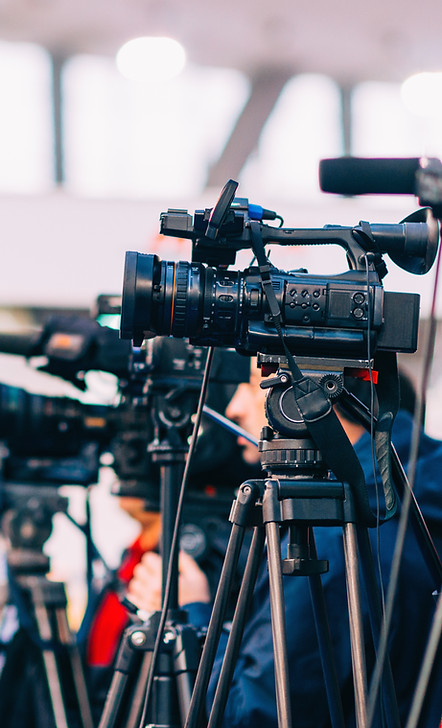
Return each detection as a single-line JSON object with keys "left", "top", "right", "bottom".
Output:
{"left": 185, "top": 410, "right": 442, "bottom": 727}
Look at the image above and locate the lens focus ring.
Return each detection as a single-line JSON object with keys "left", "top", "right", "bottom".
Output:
{"left": 172, "top": 263, "right": 189, "bottom": 336}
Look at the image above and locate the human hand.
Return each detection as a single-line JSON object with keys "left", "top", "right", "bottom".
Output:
{"left": 127, "top": 550, "right": 211, "bottom": 613}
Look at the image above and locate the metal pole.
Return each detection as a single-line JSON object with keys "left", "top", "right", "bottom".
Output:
{"left": 308, "top": 530, "right": 346, "bottom": 728}
{"left": 342, "top": 523, "right": 368, "bottom": 728}
{"left": 50, "top": 54, "right": 66, "bottom": 186}
{"left": 266, "top": 521, "right": 293, "bottom": 728}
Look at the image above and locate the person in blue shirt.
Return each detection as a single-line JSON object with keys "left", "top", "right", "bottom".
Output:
{"left": 128, "top": 365, "right": 442, "bottom": 728}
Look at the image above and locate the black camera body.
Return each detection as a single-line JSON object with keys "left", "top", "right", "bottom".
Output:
{"left": 121, "top": 253, "right": 420, "bottom": 357}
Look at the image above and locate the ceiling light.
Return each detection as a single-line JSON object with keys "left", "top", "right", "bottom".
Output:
{"left": 401, "top": 71, "right": 442, "bottom": 118}
{"left": 116, "top": 36, "right": 186, "bottom": 82}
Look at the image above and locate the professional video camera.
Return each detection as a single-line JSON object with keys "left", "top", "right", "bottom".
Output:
{"left": 119, "top": 178, "right": 441, "bottom": 529}
{"left": 120, "top": 180, "right": 438, "bottom": 359}
{"left": 116, "top": 180, "right": 441, "bottom": 728}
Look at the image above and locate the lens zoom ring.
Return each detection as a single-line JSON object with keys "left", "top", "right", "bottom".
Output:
{"left": 172, "top": 264, "right": 189, "bottom": 336}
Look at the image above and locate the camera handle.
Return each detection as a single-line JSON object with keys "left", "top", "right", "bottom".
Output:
{"left": 0, "top": 488, "right": 94, "bottom": 728}
{"left": 184, "top": 375, "right": 401, "bottom": 728}
{"left": 98, "top": 399, "right": 204, "bottom": 728}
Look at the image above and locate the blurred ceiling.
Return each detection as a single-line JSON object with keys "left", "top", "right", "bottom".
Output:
{"left": 0, "top": 0, "right": 441, "bottom": 85}
{"left": 1, "top": 1, "right": 441, "bottom": 188}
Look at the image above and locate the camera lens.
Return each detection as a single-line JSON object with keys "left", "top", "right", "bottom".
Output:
{"left": 121, "top": 252, "right": 158, "bottom": 343}
{"left": 121, "top": 251, "right": 241, "bottom": 346}
{"left": 121, "top": 251, "right": 207, "bottom": 343}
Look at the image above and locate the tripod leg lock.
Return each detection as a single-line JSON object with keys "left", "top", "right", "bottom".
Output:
{"left": 113, "top": 614, "right": 162, "bottom": 673}
{"left": 262, "top": 478, "right": 283, "bottom": 523}
{"left": 229, "top": 480, "right": 262, "bottom": 527}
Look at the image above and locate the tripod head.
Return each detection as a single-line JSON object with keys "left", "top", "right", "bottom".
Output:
{"left": 250, "top": 351, "right": 399, "bottom": 531}
{"left": 1, "top": 483, "right": 68, "bottom": 576}
{"left": 256, "top": 353, "right": 373, "bottom": 475}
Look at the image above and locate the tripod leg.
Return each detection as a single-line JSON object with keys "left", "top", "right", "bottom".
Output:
{"left": 121, "top": 621, "right": 201, "bottom": 728}
{"left": 207, "top": 525, "right": 266, "bottom": 728}
{"left": 124, "top": 652, "right": 154, "bottom": 728}
{"left": 31, "top": 577, "right": 94, "bottom": 728}
{"left": 184, "top": 522, "right": 247, "bottom": 728}
{"left": 308, "top": 530, "right": 346, "bottom": 728}
{"left": 55, "top": 607, "right": 94, "bottom": 728}
{"left": 405, "top": 588, "right": 442, "bottom": 728}
{"left": 99, "top": 670, "right": 138, "bottom": 728}
{"left": 356, "top": 526, "right": 401, "bottom": 728}
{"left": 266, "top": 521, "right": 293, "bottom": 728}
{"left": 173, "top": 625, "right": 202, "bottom": 724}
{"left": 98, "top": 621, "right": 155, "bottom": 728}
{"left": 185, "top": 481, "right": 260, "bottom": 728}
{"left": 342, "top": 523, "right": 368, "bottom": 728}
{"left": 33, "top": 601, "right": 70, "bottom": 728}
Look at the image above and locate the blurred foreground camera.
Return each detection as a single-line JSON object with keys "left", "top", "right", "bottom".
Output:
{"left": 0, "top": 315, "right": 253, "bottom": 513}
{"left": 0, "top": 383, "right": 111, "bottom": 488}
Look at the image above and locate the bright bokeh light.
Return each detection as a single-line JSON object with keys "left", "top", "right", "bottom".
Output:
{"left": 401, "top": 72, "right": 442, "bottom": 118}
{"left": 63, "top": 55, "right": 249, "bottom": 197}
{"left": 0, "top": 41, "right": 53, "bottom": 192}
{"left": 116, "top": 36, "right": 186, "bottom": 82}
{"left": 351, "top": 80, "right": 442, "bottom": 159}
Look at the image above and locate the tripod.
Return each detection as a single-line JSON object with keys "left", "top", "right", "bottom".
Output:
{"left": 98, "top": 387, "right": 204, "bottom": 728}
{"left": 183, "top": 358, "right": 403, "bottom": 728}
{"left": 0, "top": 484, "right": 93, "bottom": 728}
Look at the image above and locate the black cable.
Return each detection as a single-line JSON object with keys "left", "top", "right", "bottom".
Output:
{"left": 367, "top": 238, "right": 442, "bottom": 728}
{"left": 137, "top": 346, "right": 215, "bottom": 728}
{"left": 405, "top": 590, "right": 442, "bottom": 728}
{"left": 362, "top": 255, "right": 388, "bottom": 728}
{"left": 362, "top": 255, "right": 386, "bottom": 615}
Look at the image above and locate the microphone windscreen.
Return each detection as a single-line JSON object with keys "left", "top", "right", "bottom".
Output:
{"left": 319, "top": 157, "right": 421, "bottom": 195}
